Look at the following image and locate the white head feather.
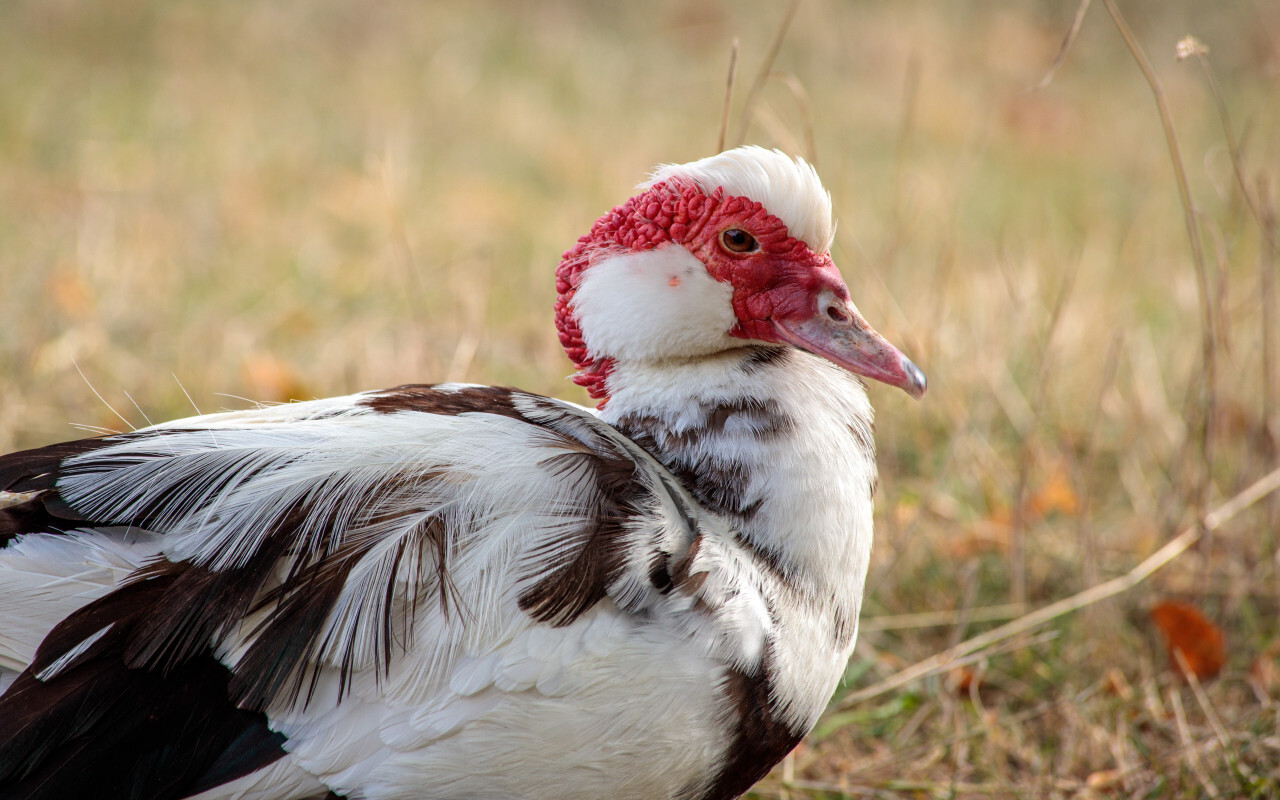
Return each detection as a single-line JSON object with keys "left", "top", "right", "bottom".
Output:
{"left": 642, "top": 146, "right": 835, "bottom": 254}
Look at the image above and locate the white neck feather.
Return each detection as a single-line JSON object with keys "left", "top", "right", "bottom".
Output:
{"left": 599, "top": 348, "right": 877, "bottom": 611}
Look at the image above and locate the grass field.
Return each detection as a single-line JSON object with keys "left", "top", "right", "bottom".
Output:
{"left": 2, "top": 1, "right": 1279, "bottom": 796}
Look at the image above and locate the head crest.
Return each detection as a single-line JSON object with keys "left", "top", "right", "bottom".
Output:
{"left": 643, "top": 146, "right": 834, "bottom": 253}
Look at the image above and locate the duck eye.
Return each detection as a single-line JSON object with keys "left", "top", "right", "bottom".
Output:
{"left": 719, "top": 228, "right": 759, "bottom": 254}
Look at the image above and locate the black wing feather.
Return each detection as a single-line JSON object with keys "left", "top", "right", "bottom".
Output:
{"left": 0, "top": 570, "right": 288, "bottom": 800}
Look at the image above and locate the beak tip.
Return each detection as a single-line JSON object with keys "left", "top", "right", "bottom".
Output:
{"left": 903, "top": 359, "right": 927, "bottom": 399}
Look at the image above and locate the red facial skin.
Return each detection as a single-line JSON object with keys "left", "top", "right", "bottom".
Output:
{"left": 556, "top": 179, "right": 925, "bottom": 404}
{"left": 556, "top": 180, "right": 841, "bottom": 401}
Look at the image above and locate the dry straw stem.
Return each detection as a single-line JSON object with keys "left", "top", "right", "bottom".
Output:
{"left": 1009, "top": 266, "right": 1078, "bottom": 606}
{"left": 1029, "top": 0, "right": 1092, "bottom": 92}
{"left": 1261, "top": 179, "right": 1280, "bottom": 535}
{"left": 1076, "top": 333, "right": 1125, "bottom": 592}
{"left": 1262, "top": 179, "right": 1277, "bottom": 423}
{"left": 716, "top": 39, "right": 738, "bottom": 154}
{"left": 1101, "top": 0, "right": 1218, "bottom": 526}
{"left": 732, "top": 0, "right": 801, "bottom": 147}
{"left": 834, "top": 465, "right": 1280, "bottom": 710}
{"left": 860, "top": 602, "right": 1026, "bottom": 632}
{"left": 1174, "top": 650, "right": 1233, "bottom": 760}
{"left": 771, "top": 73, "right": 816, "bottom": 165}
{"left": 1169, "top": 685, "right": 1222, "bottom": 798}
{"left": 1178, "top": 37, "right": 1280, "bottom": 257}
{"left": 879, "top": 51, "right": 923, "bottom": 282}
{"left": 806, "top": 683, "right": 1110, "bottom": 794}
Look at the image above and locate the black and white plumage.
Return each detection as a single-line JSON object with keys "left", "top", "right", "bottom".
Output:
{"left": 0, "top": 147, "right": 924, "bottom": 800}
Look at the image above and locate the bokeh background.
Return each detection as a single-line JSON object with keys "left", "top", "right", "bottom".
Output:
{"left": 2, "top": 1, "right": 1278, "bottom": 796}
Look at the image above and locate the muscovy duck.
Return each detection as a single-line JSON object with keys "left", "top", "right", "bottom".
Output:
{"left": 0, "top": 146, "right": 924, "bottom": 800}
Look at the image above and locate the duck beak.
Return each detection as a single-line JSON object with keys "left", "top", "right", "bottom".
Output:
{"left": 772, "top": 290, "right": 926, "bottom": 399}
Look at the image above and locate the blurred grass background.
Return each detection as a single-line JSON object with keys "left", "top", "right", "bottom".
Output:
{"left": 2, "top": 0, "right": 1279, "bottom": 796}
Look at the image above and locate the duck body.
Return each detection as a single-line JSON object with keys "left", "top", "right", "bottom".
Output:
{"left": 0, "top": 147, "right": 922, "bottom": 800}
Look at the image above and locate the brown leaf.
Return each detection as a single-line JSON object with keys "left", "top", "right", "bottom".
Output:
{"left": 1029, "top": 466, "right": 1080, "bottom": 518}
{"left": 1149, "top": 600, "right": 1226, "bottom": 681}
{"left": 944, "top": 519, "right": 1010, "bottom": 559}
{"left": 241, "top": 352, "right": 308, "bottom": 404}
{"left": 48, "top": 272, "right": 95, "bottom": 316}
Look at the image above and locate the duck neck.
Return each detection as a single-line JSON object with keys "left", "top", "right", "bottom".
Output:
{"left": 598, "top": 346, "right": 879, "bottom": 608}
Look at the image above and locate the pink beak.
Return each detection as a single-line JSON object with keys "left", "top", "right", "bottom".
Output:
{"left": 773, "top": 290, "right": 926, "bottom": 399}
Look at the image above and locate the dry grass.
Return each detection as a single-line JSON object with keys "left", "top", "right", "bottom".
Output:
{"left": 2, "top": 1, "right": 1279, "bottom": 797}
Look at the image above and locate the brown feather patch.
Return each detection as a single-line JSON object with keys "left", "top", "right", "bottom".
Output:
{"left": 359, "top": 384, "right": 525, "bottom": 420}
{"left": 517, "top": 441, "right": 643, "bottom": 627}
{"left": 615, "top": 395, "right": 793, "bottom": 521}
{"left": 693, "top": 656, "right": 807, "bottom": 800}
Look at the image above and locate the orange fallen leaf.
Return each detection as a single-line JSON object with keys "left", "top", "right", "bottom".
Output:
{"left": 241, "top": 352, "right": 308, "bottom": 404}
{"left": 945, "top": 519, "right": 1011, "bottom": 559}
{"left": 1149, "top": 600, "right": 1226, "bottom": 680}
{"left": 48, "top": 271, "right": 95, "bottom": 316}
{"left": 1029, "top": 466, "right": 1080, "bottom": 518}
